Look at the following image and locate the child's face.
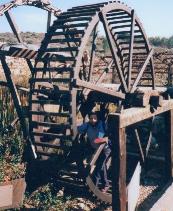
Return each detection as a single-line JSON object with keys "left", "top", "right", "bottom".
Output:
{"left": 89, "top": 114, "right": 98, "bottom": 126}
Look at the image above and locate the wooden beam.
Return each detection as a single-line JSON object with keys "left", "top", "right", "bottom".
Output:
{"left": 71, "top": 88, "right": 77, "bottom": 139}
{"left": 130, "top": 49, "right": 153, "bottom": 93}
{"left": 150, "top": 54, "right": 156, "bottom": 90}
{"left": 165, "top": 110, "right": 173, "bottom": 180}
{"left": 108, "top": 115, "right": 127, "bottom": 211}
{"left": 99, "top": 11, "right": 128, "bottom": 93}
{"left": 47, "top": 11, "right": 52, "bottom": 32}
{"left": 114, "top": 100, "right": 173, "bottom": 128}
{"left": 5, "top": 10, "right": 23, "bottom": 44}
{"left": 127, "top": 10, "right": 135, "bottom": 89}
{"left": 135, "top": 129, "right": 145, "bottom": 162}
{"left": 75, "top": 79, "right": 125, "bottom": 100}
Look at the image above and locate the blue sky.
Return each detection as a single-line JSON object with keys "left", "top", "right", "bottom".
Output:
{"left": 0, "top": 0, "right": 173, "bottom": 37}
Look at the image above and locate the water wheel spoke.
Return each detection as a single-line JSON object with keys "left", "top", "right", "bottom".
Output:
{"left": 127, "top": 10, "right": 135, "bottom": 89}
{"left": 99, "top": 11, "right": 128, "bottom": 93}
{"left": 88, "top": 23, "right": 98, "bottom": 81}
{"left": 5, "top": 10, "right": 23, "bottom": 44}
{"left": 130, "top": 48, "right": 153, "bottom": 93}
{"left": 89, "top": 143, "right": 106, "bottom": 170}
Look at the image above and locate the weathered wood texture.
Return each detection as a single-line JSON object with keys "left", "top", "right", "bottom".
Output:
{"left": 108, "top": 115, "right": 126, "bottom": 211}
{"left": 115, "top": 100, "right": 173, "bottom": 128}
{"left": 164, "top": 110, "right": 173, "bottom": 180}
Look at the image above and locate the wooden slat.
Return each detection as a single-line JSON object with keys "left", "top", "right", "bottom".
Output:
{"left": 34, "top": 141, "right": 61, "bottom": 149}
{"left": 32, "top": 121, "right": 70, "bottom": 128}
{"left": 108, "top": 19, "right": 131, "bottom": 25}
{"left": 50, "top": 30, "right": 85, "bottom": 36}
{"left": 32, "top": 131, "right": 71, "bottom": 139}
{"left": 31, "top": 99, "right": 70, "bottom": 105}
{"left": 34, "top": 67, "right": 73, "bottom": 72}
{"left": 55, "top": 16, "right": 92, "bottom": 23}
{"left": 47, "top": 47, "right": 78, "bottom": 52}
{"left": 112, "top": 24, "right": 132, "bottom": 29}
{"left": 54, "top": 22, "right": 88, "bottom": 29}
{"left": 107, "top": 15, "right": 129, "bottom": 21}
{"left": 66, "top": 8, "right": 100, "bottom": 14}
{"left": 30, "top": 78, "right": 71, "bottom": 83}
{"left": 59, "top": 12, "right": 96, "bottom": 19}
{"left": 106, "top": 11, "right": 127, "bottom": 17}
{"left": 30, "top": 110, "right": 70, "bottom": 117}
{"left": 50, "top": 38, "right": 81, "bottom": 43}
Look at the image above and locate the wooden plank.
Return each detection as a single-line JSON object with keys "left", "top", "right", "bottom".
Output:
{"left": 99, "top": 11, "right": 128, "bottom": 93}
{"left": 54, "top": 22, "right": 88, "bottom": 29}
{"left": 55, "top": 16, "right": 92, "bottom": 23}
{"left": 30, "top": 110, "right": 70, "bottom": 117}
{"left": 134, "top": 129, "right": 145, "bottom": 162}
{"left": 71, "top": 89, "right": 77, "bottom": 139}
{"left": 50, "top": 30, "right": 85, "bottom": 36}
{"left": 60, "top": 12, "right": 96, "bottom": 19}
{"left": 107, "top": 15, "right": 129, "bottom": 21}
{"left": 108, "top": 19, "right": 131, "bottom": 25}
{"left": 127, "top": 10, "right": 135, "bottom": 89}
{"left": 165, "top": 110, "right": 173, "bottom": 180}
{"left": 32, "top": 131, "right": 71, "bottom": 139}
{"left": 47, "top": 47, "right": 78, "bottom": 52}
{"left": 75, "top": 79, "right": 125, "bottom": 100}
{"left": 30, "top": 78, "right": 71, "bottom": 83}
{"left": 32, "top": 121, "right": 70, "bottom": 128}
{"left": 108, "top": 115, "right": 127, "bottom": 211}
{"left": 34, "top": 67, "right": 73, "bottom": 72}
{"left": 47, "top": 11, "right": 51, "bottom": 32}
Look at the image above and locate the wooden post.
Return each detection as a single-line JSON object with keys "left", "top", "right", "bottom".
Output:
{"left": 165, "top": 109, "right": 173, "bottom": 180}
{"left": 108, "top": 114, "right": 127, "bottom": 211}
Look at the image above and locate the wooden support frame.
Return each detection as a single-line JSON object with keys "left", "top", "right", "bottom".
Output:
{"left": 164, "top": 110, "right": 173, "bottom": 180}
{"left": 108, "top": 115, "right": 126, "bottom": 211}
{"left": 108, "top": 99, "right": 173, "bottom": 211}
{"left": 75, "top": 79, "right": 125, "bottom": 100}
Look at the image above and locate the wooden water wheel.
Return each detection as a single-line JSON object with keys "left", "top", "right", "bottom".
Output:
{"left": 29, "top": 1, "right": 155, "bottom": 203}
